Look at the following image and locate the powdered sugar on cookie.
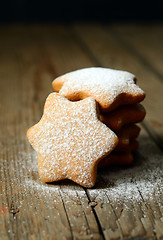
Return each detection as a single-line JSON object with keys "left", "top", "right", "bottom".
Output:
{"left": 27, "top": 93, "right": 118, "bottom": 188}
{"left": 52, "top": 67, "right": 145, "bottom": 112}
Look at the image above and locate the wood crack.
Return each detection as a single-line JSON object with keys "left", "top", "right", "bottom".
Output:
{"left": 84, "top": 188, "right": 106, "bottom": 240}
{"left": 58, "top": 186, "right": 74, "bottom": 240}
{"left": 75, "top": 190, "right": 94, "bottom": 239}
{"left": 10, "top": 206, "right": 19, "bottom": 219}
{"left": 99, "top": 175, "right": 125, "bottom": 237}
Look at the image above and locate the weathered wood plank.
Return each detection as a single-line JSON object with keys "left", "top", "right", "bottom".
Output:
{"left": 110, "top": 23, "right": 163, "bottom": 79}
{"left": 72, "top": 23, "right": 163, "bottom": 149}
{"left": 0, "top": 25, "right": 101, "bottom": 240}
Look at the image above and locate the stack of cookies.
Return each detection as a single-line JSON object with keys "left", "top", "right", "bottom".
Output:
{"left": 27, "top": 67, "right": 145, "bottom": 188}
{"left": 98, "top": 103, "right": 145, "bottom": 168}
{"left": 52, "top": 67, "right": 146, "bottom": 169}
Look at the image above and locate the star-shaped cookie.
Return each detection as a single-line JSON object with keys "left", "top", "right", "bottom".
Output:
{"left": 27, "top": 93, "right": 118, "bottom": 188}
{"left": 52, "top": 67, "right": 145, "bottom": 112}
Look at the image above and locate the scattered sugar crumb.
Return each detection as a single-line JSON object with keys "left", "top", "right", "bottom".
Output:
{"left": 89, "top": 135, "right": 163, "bottom": 205}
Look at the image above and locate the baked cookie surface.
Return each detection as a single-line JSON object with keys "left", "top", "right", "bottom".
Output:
{"left": 100, "top": 103, "right": 146, "bottom": 131}
{"left": 27, "top": 93, "right": 118, "bottom": 187}
{"left": 52, "top": 67, "right": 145, "bottom": 112}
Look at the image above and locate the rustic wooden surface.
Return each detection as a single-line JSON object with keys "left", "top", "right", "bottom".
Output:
{"left": 0, "top": 23, "right": 163, "bottom": 240}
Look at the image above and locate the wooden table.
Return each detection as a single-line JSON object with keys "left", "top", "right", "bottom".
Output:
{"left": 0, "top": 23, "right": 163, "bottom": 240}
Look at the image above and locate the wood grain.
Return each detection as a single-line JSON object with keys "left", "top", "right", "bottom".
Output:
{"left": 0, "top": 24, "right": 163, "bottom": 240}
{"left": 111, "top": 23, "right": 163, "bottom": 79}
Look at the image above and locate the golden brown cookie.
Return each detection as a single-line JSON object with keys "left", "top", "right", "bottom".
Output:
{"left": 115, "top": 139, "right": 139, "bottom": 153}
{"left": 115, "top": 124, "right": 140, "bottom": 151}
{"left": 27, "top": 93, "right": 118, "bottom": 188}
{"left": 100, "top": 104, "right": 146, "bottom": 131}
{"left": 98, "top": 152, "right": 134, "bottom": 169}
{"left": 52, "top": 67, "right": 145, "bottom": 112}
{"left": 118, "top": 139, "right": 139, "bottom": 153}
{"left": 98, "top": 140, "right": 138, "bottom": 168}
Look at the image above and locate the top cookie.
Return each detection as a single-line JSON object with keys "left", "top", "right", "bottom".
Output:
{"left": 27, "top": 93, "right": 118, "bottom": 188}
{"left": 52, "top": 67, "right": 145, "bottom": 112}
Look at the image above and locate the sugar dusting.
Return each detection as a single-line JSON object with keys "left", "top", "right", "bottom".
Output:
{"left": 90, "top": 134, "right": 163, "bottom": 206}
{"left": 1, "top": 130, "right": 162, "bottom": 213}
{"left": 1, "top": 134, "right": 162, "bottom": 240}
{"left": 1, "top": 119, "right": 162, "bottom": 214}
{"left": 27, "top": 93, "right": 118, "bottom": 187}
{"left": 23, "top": 132, "right": 162, "bottom": 208}
{"left": 57, "top": 67, "right": 145, "bottom": 109}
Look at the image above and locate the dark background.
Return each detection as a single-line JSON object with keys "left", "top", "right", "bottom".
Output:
{"left": 0, "top": 0, "right": 163, "bottom": 22}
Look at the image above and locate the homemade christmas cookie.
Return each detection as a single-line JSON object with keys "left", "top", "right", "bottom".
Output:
{"left": 27, "top": 93, "right": 118, "bottom": 188}
{"left": 99, "top": 139, "right": 138, "bottom": 168}
{"left": 52, "top": 67, "right": 145, "bottom": 112}
{"left": 100, "top": 104, "right": 146, "bottom": 131}
{"left": 116, "top": 124, "right": 141, "bottom": 139}
{"left": 98, "top": 151, "right": 134, "bottom": 169}
{"left": 115, "top": 124, "right": 140, "bottom": 151}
